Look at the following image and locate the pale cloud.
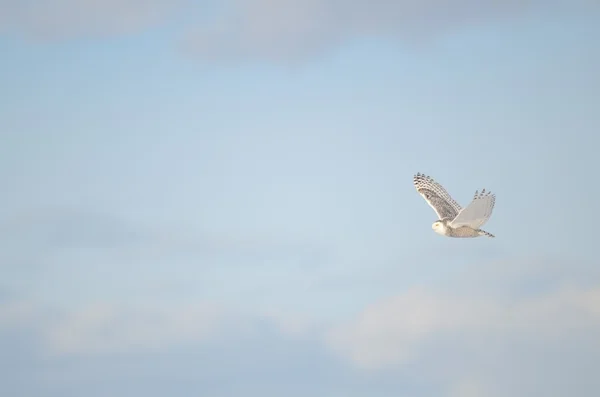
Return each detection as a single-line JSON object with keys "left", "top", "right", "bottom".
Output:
{"left": 183, "top": 0, "right": 597, "bottom": 61}
{"left": 0, "top": 299, "right": 318, "bottom": 357}
{"left": 260, "top": 308, "right": 319, "bottom": 338}
{"left": 0, "top": 300, "right": 223, "bottom": 355}
{"left": 322, "top": 254, "right": 600, "bottom": 397}
{"left": 0, "top": 0, "right": 185, "bottom": 39}
{"left": 44, "top": 303, "right": 224, "bottom": 355}
{"left": 0, "top": 300, "right": 360, "bottom": 397}
{"left": 326, "top": 287, "right": 498, "bottom": 369}
{"left": 1, "top": 0, "right": 596, "bottom": 61}
{"left": 327, "top": 283, "right": 600, "bottom": 370}
{"left": 448, "top": 378, "right": 497, "bottom": 397}
{"left": 2, "top": 256, "right": 600, "bottom": 397}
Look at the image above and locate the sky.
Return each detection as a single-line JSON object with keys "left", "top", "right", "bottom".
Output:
{"left": 1, "top": 1, "right": 600, "bottom": 396}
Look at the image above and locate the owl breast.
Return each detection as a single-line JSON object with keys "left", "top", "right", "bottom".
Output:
{"left": 447, "top": 226, "right": 480, "bottom": 238}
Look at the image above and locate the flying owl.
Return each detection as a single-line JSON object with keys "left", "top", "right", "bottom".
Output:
{"left": 413, "top": 173, "right": 496, "bottom": 238}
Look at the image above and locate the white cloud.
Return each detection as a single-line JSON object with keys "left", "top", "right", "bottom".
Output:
{"left": 45, "top": 303, "right": 226, "bottom": 355}
{"left": 321, "top": 254, "right": 600, "bottom": 397}
{"left": 1, "top": 0, "right": 596, "bottom": 61}
{"left": 183, "top": 0, "right": 597, "bottom": 61}
{"left": 0, "top": 299, "right": 360, "bottom": 397}
{"left": 449, "top": 378, "right": 494, "bottom": 397}
{"left": 0, "top": 299, "right": 321, "bottom": 357}
{"left": 260, "top": 308, "right": 319, "bottom": 338}
{"left": 2, "top": 256, "right": 600, "bottom": 397}
{"left": 326, "top": 283, "right": 600, "bottom": 370}
{"left": 0, "top": 300, "right": 225, "bottom": 356}
{"left": 2, "top": 256, "right": 600, "bottom": 396}
{"left": 325, "top": 287, "right": 495, "bottom": 369}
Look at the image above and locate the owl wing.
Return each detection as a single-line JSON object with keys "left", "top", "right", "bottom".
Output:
{"left": 413, "top": 173, "right": 462, "bottom": 220}
{"left": 448, "top": 189, "right": 496, "bottom": 229}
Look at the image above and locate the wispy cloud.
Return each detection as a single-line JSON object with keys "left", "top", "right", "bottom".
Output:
{"left": 44, "top": 303, "right": 224, "bottom": 355}
{"left": 182, "top": 0, "right": 599, "bottom": 61}
{"left": 0, "top": 0, "right": 185, "bottom": 39}
{"left": 327, "top": 284, "right": 600, "bottom": 369}
{"left": 184, "top": 0, "right": 536, "bottom": 61}
{"left": 1, "top": 0, "right": 596, "bottom": 61}
{"left": 0, "top": 299, "right": 358, "bottom": 397}
{"left": 2, "top": 258, "right": 599, "bottom": 396}
{"left": 324, "top": 257, "right": 600, "bottom": 395}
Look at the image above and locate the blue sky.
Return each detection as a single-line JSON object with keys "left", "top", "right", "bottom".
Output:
{"left": 1, "top": 1, "right": 600, "bottom": 396}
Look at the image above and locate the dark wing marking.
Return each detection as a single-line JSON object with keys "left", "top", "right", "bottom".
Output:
{"left": 413, "top": 173, "right": 462, "bottom": 220}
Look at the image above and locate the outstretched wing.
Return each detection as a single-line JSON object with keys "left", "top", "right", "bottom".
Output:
{"left": 449, "top": 189, "right": 496, "bottom": 229}
{"left": 413, "top": 173, "right": 462, "bottom": 220}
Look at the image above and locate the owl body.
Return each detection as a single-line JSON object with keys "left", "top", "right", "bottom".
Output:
{"left": 413, "top": 173, "right": 496, "bottom": 239}
{"left": 432, "top": 218, "right": 494, "bottom": 238}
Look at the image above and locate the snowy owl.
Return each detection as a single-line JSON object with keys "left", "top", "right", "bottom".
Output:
{"left": 413, "top": 173, "right": 496, "bottom": 238}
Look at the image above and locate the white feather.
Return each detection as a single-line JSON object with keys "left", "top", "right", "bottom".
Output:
{"left": 448, "top": 193, "right": 495, "bottom": 229}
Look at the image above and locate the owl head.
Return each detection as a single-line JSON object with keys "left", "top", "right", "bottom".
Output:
{"left": 432, "top": 220, "right": 446, "bottom": 234}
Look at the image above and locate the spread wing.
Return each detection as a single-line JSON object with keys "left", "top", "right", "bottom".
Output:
{"left": 413, "top": 173, "right": 462, "bottom": 220}
{"left": 449, "top": 189, "right": 496, "bottom": 229}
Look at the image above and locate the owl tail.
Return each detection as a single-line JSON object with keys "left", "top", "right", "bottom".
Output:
{"left": 478, "top": 229, "right": 495, "bottom": 238}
